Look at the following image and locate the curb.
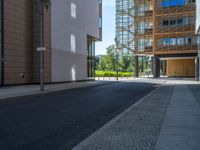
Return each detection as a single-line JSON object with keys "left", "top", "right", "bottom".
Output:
{"left": 72, "top": 84, "right": 163, "bottom": 150}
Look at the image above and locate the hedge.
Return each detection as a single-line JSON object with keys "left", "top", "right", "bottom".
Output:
{"left": 95, "top": 71, "right": 133, "bottom": 77}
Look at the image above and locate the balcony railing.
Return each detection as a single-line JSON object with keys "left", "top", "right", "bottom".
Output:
{"left": 156, "top": 45, "right": 198, "bottom": 52}
{"left": 156, "top": 4, "right": 195, "bottom": 15}
{"left": 156, "top": 25, "right": 195, "bottom": 33}
{"left": 134, "top": 46, "right": 153, "bottom": 54}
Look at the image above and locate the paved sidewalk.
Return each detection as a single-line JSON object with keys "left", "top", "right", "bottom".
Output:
{"left": 73, "top": 82, "right": 200, "bottom": 150}
{"left": 0, "top": 80, "right": 113, "bottom": 100}
{"left": 155, "top": 85, "right": 200, "bottom": 150}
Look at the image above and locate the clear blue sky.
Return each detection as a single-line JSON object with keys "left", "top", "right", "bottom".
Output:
{"left": 96, "top": 0, "right": 115, "bottom": 55}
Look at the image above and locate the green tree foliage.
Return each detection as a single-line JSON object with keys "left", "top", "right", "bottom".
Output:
{"left": 119, "top": 56, "right": 133, "bottom": 72}
{"left": 97, "top": 45, "right": 116, "bottom": 71}
{"left": 96, "top": 45, "right": 151, "bottom": 75}
{"left": 106, "top": 45, "right": 116, "bottom": 71}
{"left": 98, "top": 55, "right": 107, "bottom": 71}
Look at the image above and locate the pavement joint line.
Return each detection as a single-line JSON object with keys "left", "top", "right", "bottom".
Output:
{"left": 72, "top": 83, "right": 163, "bottom": 150}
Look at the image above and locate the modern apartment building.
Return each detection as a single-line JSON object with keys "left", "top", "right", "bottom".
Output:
{"left": 0, "top": 0, "right": 102, "bottom": 85}
{"left": 116, "top": 0, "right": 197, "bottom": 78}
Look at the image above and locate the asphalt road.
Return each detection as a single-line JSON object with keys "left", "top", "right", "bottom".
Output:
{"left": 0, "top": 81, "right": 158, "bottom": 150}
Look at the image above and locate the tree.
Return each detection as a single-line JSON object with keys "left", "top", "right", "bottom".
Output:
{"left": 98, "top": 55, "right": 107, "bottom": 71}
{"left": 97, "top": 45, "right": 116, "bottom": 71}
{"left": 105, "top": 45, "right": 116, "bottom": 71}
{"left": 119, "top": 56, "right": 133, "bottom": 72}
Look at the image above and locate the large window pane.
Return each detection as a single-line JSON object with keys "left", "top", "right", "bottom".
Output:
{"left": 170, "top": 38, "right": 176, "bottom": 46}
{"left": 177, "top": 0, "right": 185, "bottom": 5}
{"left": 177, "top": 19, "right": 184, "bottom": 25}
{"left": 163, "top": 20, "right": 169, "bottom": 26}
{"left": 177, "top": 38, "right": 184, "bottom": 45}
{"left": 170, "top": 0, "right": 176, "bottom": 6}
{"left": 163, "top": 38, "right": 169, "bottom": 46}
{"left": 170, "top": 19, "right": 176, "bottom": 26}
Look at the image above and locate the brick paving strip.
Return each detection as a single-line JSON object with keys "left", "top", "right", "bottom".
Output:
{"left": 73, "top": 85, "right": 174, "bottom": 150}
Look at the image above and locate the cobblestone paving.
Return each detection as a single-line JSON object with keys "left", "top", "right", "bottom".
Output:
{"left": 73, "top": 85, "right": 174, "bottom": 150}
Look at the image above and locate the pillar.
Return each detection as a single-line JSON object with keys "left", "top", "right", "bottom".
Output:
{"left": 152, "top": 56, "right": 160, "bottom": 78}
{"left": 195, "top": 56, "right": 199, "bottom": 81}
{"left": 141, "top": 56, "right": 144, "bottom": 73}
{"left": 134, "top": 56, "right": 139, "bottom": 78}
{"left": 163, "top": 60, "right": 167, "bottom": 76}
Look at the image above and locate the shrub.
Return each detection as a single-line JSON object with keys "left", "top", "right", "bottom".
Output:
{"left": 95, "top": 71, "right": 133, "bottom": 77}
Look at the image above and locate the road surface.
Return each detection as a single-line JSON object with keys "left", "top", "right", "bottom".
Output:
{"left": 0, "top": 81, "right": 158, "bottom": 150}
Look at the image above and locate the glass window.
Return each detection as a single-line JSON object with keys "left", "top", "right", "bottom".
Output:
{"left": 185, "top": 37, "right": 192, "bottom": 45}
{"left": 192, "top": 37, "right": 197, "bottom": 45}
{"left": 170, "top": 0, "right": 176, "bottom": 6}
{"left": 162, "top": 0, "right": 185, "bottom": 7}
{"left": 70, "top": 34, "right": 76, "bottom": 53}
{"left": 170, "top": 38, "right": 176, "bottom": 46}
{"left": 138, "top": 39, "right": 145, "bottom": 51}
{"left": 87, "top": 37, "right": 95, "bottom": 78}
{"left": 145, "top": 39, "right": 153, "bottom": 47}
{"left": 163, "top": 38, "right": 169, "bottom": 46}
{"left": 99, "top": 17, "right": 102, "bottom": 28}
{"left": 71, "top": 3, "right": 76, "bottom": 18}
{"left": 162, "top": 0, "right": 176, "bottom": 7}
{"left": 188, "top": 0, "right": 195, "bottom": 4}
{"left": 177, "top": 19, "right": 184, "bottom": 25}
{"left": 170, "top": 19, "right": 176, "bottom": 26}
{"left": 163, "top": 20, "right": 169, "bottom": 26}
{"left": 177, "top": 38, "right": 184, "bottom": 45}
{"left": 138, "top": 21, "right": 145, "bottom": 33}
{"left": 162, "top": 0, "right": 169, "bottom": 7}
{"left": 177, "top": 0, "right": 185, "bottom": 5}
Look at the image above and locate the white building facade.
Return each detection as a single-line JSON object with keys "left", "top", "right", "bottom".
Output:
{"left": 51, "top": 0, "right": 102, "bottom": 82}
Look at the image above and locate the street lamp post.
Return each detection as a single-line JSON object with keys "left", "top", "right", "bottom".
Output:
{"left": 115, "top": 38, "right": 120, "bottom": 81}
{"left": 37, "top": 0, "right": 50, "bottom": 91}
{"left": 116, "top": 50, "right": 119, "bottom": 81}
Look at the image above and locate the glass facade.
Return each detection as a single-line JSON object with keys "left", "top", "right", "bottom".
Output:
{"left": 116, "top": 0, "right": 134, "bottom": 55}
{"left": 87, "top": 36, "right": 95, "bottom": 78}
{"left": 116, "top": 0, "right": 197, "bottom": 55}
{"left": 116, "top": 0, "right": 153, "bottom": 55}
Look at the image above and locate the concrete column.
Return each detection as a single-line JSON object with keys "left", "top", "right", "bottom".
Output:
{"left": 134, "top": 56, "right": 139, "bottom": 78}
{"left": 141, "top": 56, "right": 144, "bottom": 73}
{"left": 163, "top": 60, "right": 167, "bottom": 76}
{"left": 195, "top": 56, "right": 199, "bottom": 81}
{"left": 152, "top": 56, "right": 160, "bottom": 78}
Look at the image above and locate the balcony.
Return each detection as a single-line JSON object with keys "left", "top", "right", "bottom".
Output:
{"left": 156, "top": 45, "right": 198, "bottom": 53}
{"left": 156, "top": 4, "right": 195, "bottom": 16}
{"left": 156, "top": 25, "right": 195, "bottom": 34}
{"left": 134, "top": 46, "right": 153, "bottom": 55}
